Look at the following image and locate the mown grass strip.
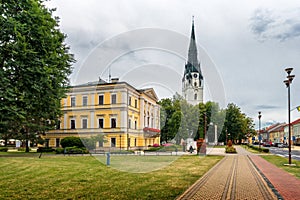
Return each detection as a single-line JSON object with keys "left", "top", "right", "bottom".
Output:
{"left": 0, "top": 155, "right": 222, "bottom": 199}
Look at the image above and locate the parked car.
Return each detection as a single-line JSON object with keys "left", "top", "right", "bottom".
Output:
{"left": 263, "top": 141, "right": 272, "bottom": 147}
{"left": 274, "top": 142, "right": 280, "bottom": 147}
{"left": 278, "top": 143, "right": 288, "bottom": 148}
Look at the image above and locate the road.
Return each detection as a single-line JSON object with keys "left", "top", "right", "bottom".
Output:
{"left": 264, "top": 146, "right": 300, "bottom": 161}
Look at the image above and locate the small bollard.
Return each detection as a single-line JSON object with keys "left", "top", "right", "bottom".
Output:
{"left": 106, "top": 152, "right": 110, "bottom": 166}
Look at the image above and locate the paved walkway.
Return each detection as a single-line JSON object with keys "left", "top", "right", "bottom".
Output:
{"left": 177, "top": 146, "right": 300, "bottom": 200}
{"left": 250, "top": 155, "right": 300, "bottom": 200}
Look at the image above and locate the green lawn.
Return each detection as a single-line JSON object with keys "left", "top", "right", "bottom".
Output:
{"left": 261, "top": 155, "right": 300, "bottom": 179}
{"left": 0, "top": 155, "right": 222, "bottom": 199}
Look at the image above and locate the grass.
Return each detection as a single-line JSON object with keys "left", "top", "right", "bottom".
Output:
{"left": 261, "top": 155, "right": 300, "bottom": 179}
{"left": 0, "top": 154, "right": 223, "bottom": 199}
{"left": 241, "top": 145, "right": 269, "bottom": 154}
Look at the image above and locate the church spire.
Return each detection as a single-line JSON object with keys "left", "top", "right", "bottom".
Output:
{"left": 184, "top": 17, "right": 202, "bottom": 78}
{"left": 187, "top": 16, "right": 199, "bottom": 70}
{"left": 182, "top": 17, "right": 204, "bottom": 105}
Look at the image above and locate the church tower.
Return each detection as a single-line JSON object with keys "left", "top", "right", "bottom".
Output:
{"left": 182, "top": 17, "right": 203, "bottom": 105}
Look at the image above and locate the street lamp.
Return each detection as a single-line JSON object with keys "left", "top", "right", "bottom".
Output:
{"left": 258, "top": 111, "right": 262, "bottom": 149}
{"left": 284, "top": 67, "right": 295, "bottom": 165}
{"left": 204, "top": 113, "right": 207, "bottom": 142}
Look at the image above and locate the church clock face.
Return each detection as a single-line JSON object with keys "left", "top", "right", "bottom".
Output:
{"left": 193, "top": 74, "right": 198, "bottom": 78}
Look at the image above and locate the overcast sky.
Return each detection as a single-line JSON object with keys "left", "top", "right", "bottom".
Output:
{"left": 45, "top": 0, "right": 300, "bottom": 128}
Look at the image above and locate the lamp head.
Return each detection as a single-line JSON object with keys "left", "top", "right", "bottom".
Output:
{"left": 285, "top": 67, "right": 293, "bottom": 75}
{"left": 284, "top": 79, "right": 290, "bottom": 87}
{"left": 287, "top": 75, "right": 295, "bottom": 83}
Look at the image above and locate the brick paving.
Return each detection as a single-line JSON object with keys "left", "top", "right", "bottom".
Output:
{"left": 177, "top": 146, "right": 300, "bottom": 200}
{"left": 250, "top": 155, "right": 300, "bottom": 200}
{"left": 178, "top": 146, "right": 276, "bottom": 200}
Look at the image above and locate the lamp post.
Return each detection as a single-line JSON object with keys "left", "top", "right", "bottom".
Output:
{"left": 284, "top": 67, "right": 295, "bottom": 165}
{"left": 204, "top": 113, "right": 207, "bottom": 142}
{"left": 258, "top": 111, "right": 262, "bottom": 149}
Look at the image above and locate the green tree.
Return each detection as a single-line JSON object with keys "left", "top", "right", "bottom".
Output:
{"left": 60, "top": 137, "right": 84, "bottom": 148}
{"left": 0, "top": 0, "right": 74, "bottom": 151}
{"left": 159, "top": 98, "right": 176, "bottom": 142}
{"left": 221, "top": 103, "right": 255, "bottom": 144}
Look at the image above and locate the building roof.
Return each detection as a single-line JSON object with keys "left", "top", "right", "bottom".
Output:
{"left": 268, "top": 123, "right": 286, "bottom": 133}
{"left": 183, "top": 17, "right": 203, "bottom": 80}
{"left": 70, "top": 79, "right": 159, "bottom": 102}
{"left": 291, "top": 118, "right": 300, "bottom": 125}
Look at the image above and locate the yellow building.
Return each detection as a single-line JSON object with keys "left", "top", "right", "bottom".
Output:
{"left": 46, "top": 78, "right": 160, "bottom": 150}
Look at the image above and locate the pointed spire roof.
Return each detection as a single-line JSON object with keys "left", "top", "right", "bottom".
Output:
{"left": 184, "top": 17, "right": 203, "bottom": 79}
{"left": 188, "top": 16, "right": 198, "bottom": 67}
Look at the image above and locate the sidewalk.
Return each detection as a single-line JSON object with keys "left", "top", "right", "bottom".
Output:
{"left": 177, "top": 146, "right": 300, "bottom": 200}
{"left": 250, "top": 155, "right": 300, "bottom": 200}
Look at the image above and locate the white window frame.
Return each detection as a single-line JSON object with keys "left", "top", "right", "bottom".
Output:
{"left": 71, "top": 96, "right": 76, "bottom": 107}
{"left": 82, "top": 96, "right": 88, "bottom": 106}
{"left": 111, "top": 94, "right": 117, "bottom": 104}
{"left": 82, "top": 118, "right": 88, "bottom": 129}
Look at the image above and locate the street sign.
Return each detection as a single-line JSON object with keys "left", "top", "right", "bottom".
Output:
{"left": 258, "top": 135, "right": 262, "bottom": 141}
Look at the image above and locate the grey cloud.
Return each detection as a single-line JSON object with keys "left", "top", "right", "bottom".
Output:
{"left": 255, "top": 105, "right": 280, "bottom": 110}
{"left": 250, "top": 9, "right": 274, "bottom": 37}
{"left": 250, "top": 8, "right": 300, "bottom": 41}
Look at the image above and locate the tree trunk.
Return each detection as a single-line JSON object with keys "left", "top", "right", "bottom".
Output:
{"left": 25, "top": 128, "right": 30, "bottom": 152}
{"left": 25, "top": 139, "right": 30, "bottom": 152}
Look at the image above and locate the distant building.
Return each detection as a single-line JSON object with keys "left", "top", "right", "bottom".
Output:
{"left": 182, "top": 18, "right": 204, "bottom": 105}
{"left": 268, "top": 123, "right": 286, "bottom": 143}
{"left": 284, "top": 118, "right": 300, "bottom": 145}
{"left": 46, "top": 78, "right": 160, "bottom": 149}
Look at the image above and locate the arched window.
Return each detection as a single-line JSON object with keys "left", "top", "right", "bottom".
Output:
{"left": 194, "top": 82, "right": 197, "bottom": 87}
{"left": 194, "top": 93, "right": 197, "bottom": 100}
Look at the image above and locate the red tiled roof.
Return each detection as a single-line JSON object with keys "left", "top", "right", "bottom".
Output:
{"left": 291, "top": 118, "right": 300, "bottom": 125}
{"left": 265, "top": 123, "right": 280, "bottom": 131}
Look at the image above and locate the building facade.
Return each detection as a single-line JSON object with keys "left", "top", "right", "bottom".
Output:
{"left": 46, "top": 78, "right": 160, "bottom": 149}
{"left": 284, "top": 118, "right": 300, "bottom": 145}
{"left": 268, "top": 123, "right": 285, "bottom": 143}
{"left": 182, "top": 18, "right": 204, "bottom": 105}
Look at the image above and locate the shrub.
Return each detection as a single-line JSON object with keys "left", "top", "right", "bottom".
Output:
{"left": 0, "top": 147, "right": 8, "bottom": 152}
{"left": 65, "top": 147, "right": 89, "bottom": 154}
{"left": 144, "top": 147, "right": 162, "bottom": 152}
{"left": 152, "top": 143, "right": 160, "bottom": 147}
{"left": 247, "top": 144, "right": 269, "bottom": 153}
{"left": 60, "top": 137, "right": 84, "bottom": 148}
{"left": 18, "top": 147, "right": 30, "bottom": 152}
{"left": 225, "top": 146, "right": 237, "bottom": 153}
{"left": 262, "top": 148, "right": 269, "bottom": 153}
{"left": 37, "top": 147, "right": 54, "bottom": 153}
{"left": 55, "top": 148, "right": 65, "bottom": 154}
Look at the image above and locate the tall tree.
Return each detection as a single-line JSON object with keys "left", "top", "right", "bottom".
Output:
{"left": 0, "top": 0, "right": 74, "bottom": 151}
{"left": 221, "top": 103, "right": 255, "bottom": 144}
